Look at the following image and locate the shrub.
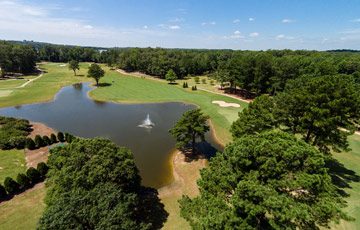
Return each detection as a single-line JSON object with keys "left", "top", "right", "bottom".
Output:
{"left": 0, "top": 184, "right": 7, "bottom": 198}
{"left": 37, "top": 162, "right": 49, "bottom": 177}
{"left": 183, "top": 82, "right": 186, "bottom": 88}
{"left": 194, "top": 76, "right": 200, "bottom": 84}
{"left": 4, "top": 177, "right": 20, "bottom": 194}
{"left": 25, "top": 137, "right": 36, "bottom": 150}
{"left": 43, "top": 136, "right": 51, "bottom": 146}
{"left": 57, "top": 132, "right": 64, "bottom": 142}
{"left": 16, "top": 173, "right": 31, "bottom": 189}
{"left": 34, "top": 135, "right": 44, "bottom": 148}
{"left": 9, "top": 136, "right": 26, "bottom": 149}
{"left": 210, "top": 80, "right": 214, "bottom": 85}
{"left": 64, "top": 133, "right": 69, "bottom": 142}
{"left": 50, "top": 133, "right": 57, "bottom": 143}
{"left": 27, "top": 167, "right": 41, "bottom": 183}
{"left": 201, "top": 78, "right": 206, "bottom": 84}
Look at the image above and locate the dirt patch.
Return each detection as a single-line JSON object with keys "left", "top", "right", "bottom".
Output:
{"left": 28, "top": 122, "right": 57, "bottom": 139}
{"left": 212, "top": 100, "right": 240, "bottom": 108}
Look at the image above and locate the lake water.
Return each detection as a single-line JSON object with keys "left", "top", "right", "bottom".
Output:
{"left": 0, "top": 83, "right": 221, "bottom": 188}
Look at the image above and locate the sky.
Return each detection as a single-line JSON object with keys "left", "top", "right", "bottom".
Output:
{"left": 0, "top": 0, "right": 359, "bottom": 50}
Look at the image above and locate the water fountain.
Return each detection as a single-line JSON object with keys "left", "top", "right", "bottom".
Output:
{"left": 138, "top": 114, "right": 154, "bottom": 128}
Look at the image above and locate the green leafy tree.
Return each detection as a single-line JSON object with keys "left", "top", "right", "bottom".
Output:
{"left": 50, "top": 133, "right": 57, "bottom": 143}
{"left": 37, "top": 162, "right": 49, "bottom": 177}
{"left": 201, "top": 78, "right": 206, "bottom": 84}
{"left": 42, "top": 136, "right": 51, "bottom": 146}
{"left": 25, "top": 137, "right": 35, "bottom": 150}
{"left": 57, "top": 132, "right": 64, "bottom": 142}
{"left": 45, "top": 138, "right": 141, "bottom": 205}
{"left": 165, "top": 69, "right": 177, "bottom": 84}
{"left": 4, "top": 177, "right": 20, "bottom": 194}
{"left": 231, "top": 95, "right": 275, "bottom": 138}
{"left": 68, "top": 60, "right": 80, "bottom": 76}
{"left": 27, "top": 167, "right": 41, "bottom": 184}
{"left": 34, "top": 135, "right": 44, "bottom": 148}
{"left": 16, "top": 173, "right": 31, "bottom": 189}
{"left": 179, "top": 131, "right": 352, "bottom": 229}
{"left": 169, "top": 109, "right": 210, "bottom": 154}
{"left": 38, "top": 184, "right": 149, "bottom": 230}
{"left": 274, "top": 75, "right": 360, "bottom": 154}
{"left": 87, "top": 63, "right": 105, "bottom": 86}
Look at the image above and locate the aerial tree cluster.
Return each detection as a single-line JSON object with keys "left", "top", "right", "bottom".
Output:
{"left": 39, "top": 138, "right": 167, "bottom": 229}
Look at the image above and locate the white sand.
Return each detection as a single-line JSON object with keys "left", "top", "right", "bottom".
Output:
{"left": 212, "top": 100, "right": 240, "bottom": 108}
{"left": 59, "top": 64, "right": 66, "bottom": 67}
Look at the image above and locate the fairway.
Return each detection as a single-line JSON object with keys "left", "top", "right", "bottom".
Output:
{"left": 0, "top": 80, "right": 27, "bottom": 89}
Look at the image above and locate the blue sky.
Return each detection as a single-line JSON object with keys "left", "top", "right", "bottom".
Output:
{"left": 0, "top": 0, "right": 359, "bottom": 50}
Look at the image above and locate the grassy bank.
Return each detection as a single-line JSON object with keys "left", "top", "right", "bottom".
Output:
{"left": 0, "top": 149, "right": 26, "bottom": 184}
{"left": 0, "top": 63, "right": 92, "bottom": 108}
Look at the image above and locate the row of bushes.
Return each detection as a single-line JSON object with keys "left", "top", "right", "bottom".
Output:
{"left": 0, "top": 116, "right": 31, "bottom": 150}
{"left": 25, "top": 132, "right": 76, "bottom": 150}
{"left": 0, "top": 162, "right": 49, "bottom": 198}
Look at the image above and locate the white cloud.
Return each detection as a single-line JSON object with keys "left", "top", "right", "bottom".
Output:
{"left": 169, "top": 18, "right": 184, "bottom": 22}
{"left": 351, "top": 19, "right": 360, "bottom": 22}
{"left": 169, "top": 25, "right": 180, "bottom": 30}
{"left": 276, "top": 34, "right": 295, "bottom": 40}
{"left": 84, "top": 25, "right": 93, "bottom": 29}
{"left": 234, "top": 30, "right": 241, "bottom": 34}
{"left": 201, "top": 21, "right": 216, "bottom": 26}
{"left": 340, "top": 35, "right": 360, "bottom": 41}
{"left": 221, "top": 34, "right": 245, "bottom": 39}
{"left": 341, "top": 29, "right": 360, "bottom": 34}
{"left": 249, "top": 32, "right": 259, "bottom": 37}
{"left": 233, "top": 19, "right": 240, "bottom": 23}
{"left": 143, "top": 25, "right": 148, "bottom": 29}
{"left": 249, "top": 17, "right": 255, "bottom": 22}
{"left": 321, "top": 38, "right": 328, "bottom": 43}
{"left": 282, "top": 19, "right": 296, "bottom": 23}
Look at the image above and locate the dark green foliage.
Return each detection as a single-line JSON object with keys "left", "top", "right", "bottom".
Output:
{"left": 37, "top": 162, "right": 49, "bottom": 177}
{"left": 68, "top": 60, "right": 80, "bottom": 76}
{"left": 0, "top": 184, "right": 7, "bottom": 198}
{"left": 87, "top": 63, "right": 105, "bottom": 86}
{"left": 179, "top": 131, "right": 352, "bottom": 229}
{"left": 38, "top": 184, "right": 149, "bottom": 230}
{"left": 57, "top": 132, "right": 64, "bottom": 142}
{"left": 34, "top": 135, "right": 44, "bottom": 148}
{"left": 165, "top": 69, "right": 177, "bottom": 83}
{"left": 0, "top": 116, "right": 30, "bottom": 150}
{"left": 45, "top": 138, "right": 141, "bottom": 205}
{"left": 274, "top": 75, "right": 360, "bottom": 154}
{"left": 16, "top": 173, "right": 31, "bottom": 189}
{"left": 169, "top": 109, "right": 210, "bottom": 154}
{"left": 50, "top": 133, "right": 57, "bottom": 143}
{"left": 231, "top": 95, "right": 275, "bottom": 138}
{"left": 42, "top": 136, "right": 51, "bottom": 146}
{"left": 64, "top": 133, "right": 69, "bottom": 142}
{"left": 183, "top": 82, "right": 188, "bottom": 88}
{"left": 25, "top": 137, "right": 36, "bottom": 150}
{"left": 191, "top": 85, "right": 197, "bottom": 91}
{"left": 26, "top": 167, "right": 41, "bottom": 184}
{"left": 4, "top": 177, "right": 20, "bottom": 194}
{"left": 201, "top": 78, "right": 206, "bottom": 84}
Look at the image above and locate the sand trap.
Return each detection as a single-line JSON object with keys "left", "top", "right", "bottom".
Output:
{"left": 0, "top": 90, "right": 13, "bottom": 97}
{"left": 59, "top": 64, "right": 66, "bottom": 67}
{"left": 212, "top": 100, "right": 240, "bottom": 108}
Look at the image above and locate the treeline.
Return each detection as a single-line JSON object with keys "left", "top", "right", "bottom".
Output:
{"left": 110, "top": 48, "right": 360, "bottom": 95}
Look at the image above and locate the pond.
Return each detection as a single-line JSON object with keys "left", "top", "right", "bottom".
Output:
{"left": 0, "top": 83, "right": 222, "bottom": 188}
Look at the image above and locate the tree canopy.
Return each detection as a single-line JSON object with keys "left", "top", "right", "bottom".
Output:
{"left": 87, "top": 63, "right": 105, "bottom": 86}
{"left": 165, "top": 69, "right": 177, "bottom": 84}
{"left": 179, "top": 131, "right": 352, "bottom": 229}
{"left": 68, "top": 60, "right": 80, "bottom": 76}
{"left": 169, "top": 109, "right": 210, "bottom": 154}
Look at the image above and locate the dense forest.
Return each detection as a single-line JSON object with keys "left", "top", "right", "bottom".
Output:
{"left": 1, "top": 40, "right": 360, "bottom": 96}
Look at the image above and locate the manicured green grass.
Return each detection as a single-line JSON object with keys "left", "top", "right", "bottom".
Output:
{"left": 0, "top": 149, "right": 26, "bottom": 184}
{"left": 90, "top": 67, "right": 246, "bottom": 144}
{"left": 0, "top": 62, "right": 92, "bottom": 108}
{"left": 330, "top": 135, "right": 360, "bottom": 230}
{"left": 0, "top": 186, "right": 46, "bottom": 230}
{"left": 0, "top": 80, "right": 27, "bottom": 88}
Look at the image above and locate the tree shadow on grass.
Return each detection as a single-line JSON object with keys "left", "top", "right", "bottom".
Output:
{"left": 181, "top": 140, "right": 221, "bottom": 163}
{"left": 96, "top": 83, "right": 112, "bottom": 87}
{"left": 75, "top": 74, "right": 85, "bottom": 77}
{"left": 138, "top": 186, "right": 169, "bottom": 229}
{"left": 326, "top": 157, "right": 360, "bottom": 197}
